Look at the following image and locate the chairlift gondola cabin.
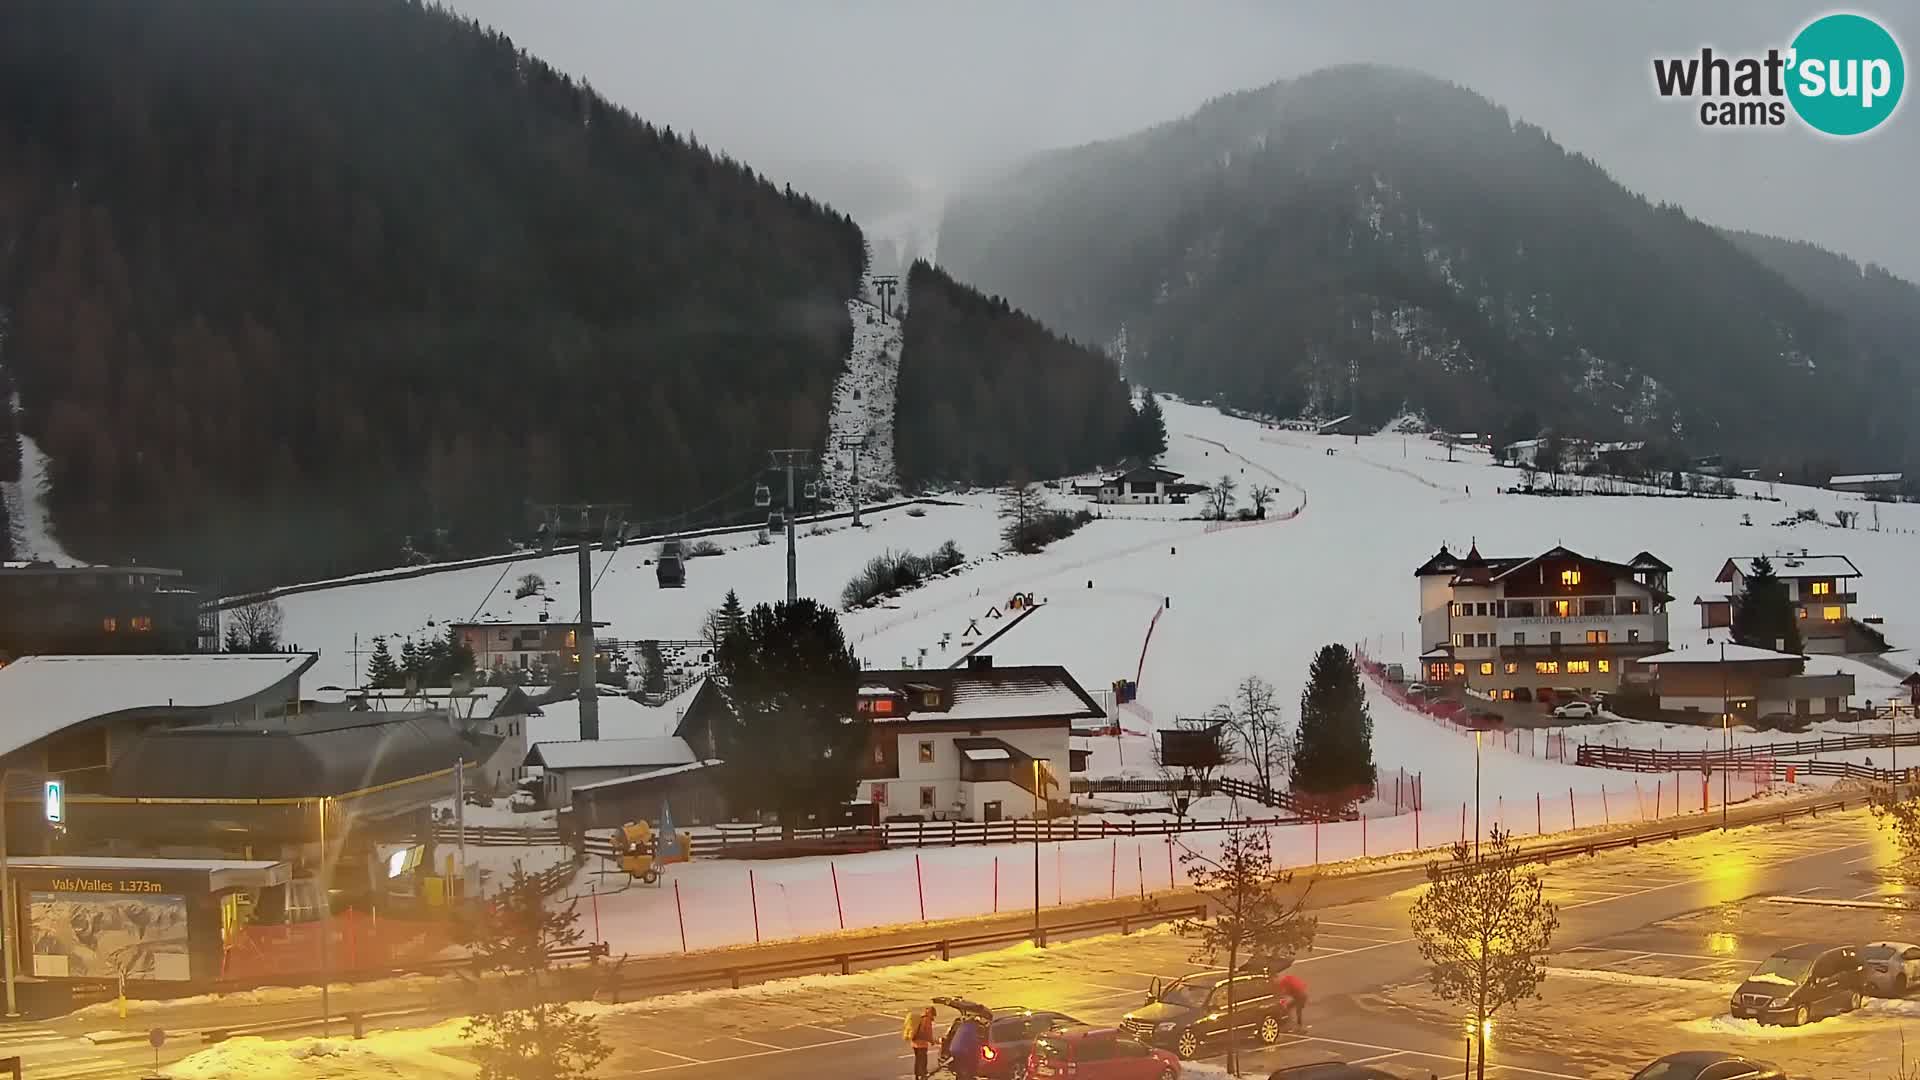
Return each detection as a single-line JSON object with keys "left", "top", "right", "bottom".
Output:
{"left": 767, "top": 510, "right": 785, "bottom": 533}
{"left": 753, "top": 483, "right": 772, "bottom": 508}
{"left": 656, "top": 540, "right": 686, "bottom": 588}
{"left": 802, "top": 480, "right": 819, "bottom": 501}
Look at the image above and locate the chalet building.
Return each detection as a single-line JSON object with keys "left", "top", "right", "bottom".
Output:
{"left": 1097, "top": 466, "right": 1186, "bottom": 505}
{"left": 1828, "top": 472, "right": 1903, "bottom": 495}
{"left": 1638, "top": 642, "right": 1855, "bottom": 722}
{"left": 674, "top": 656, "right": 1103, "bottom": 823}
{"left": 453, "top": 619, "right": 610, "bottom": 672}
{"left": 1698, "top": 554, "right": 1863, "bottom": 653}
{"left": 1415, "top": 543, "right": 1672, "bottom": 702}
{"left": 0, "top": 561, "right": 213, "bottom": 662}
{"left": 851, "top": 657, "right": 1103, "bottom": 821}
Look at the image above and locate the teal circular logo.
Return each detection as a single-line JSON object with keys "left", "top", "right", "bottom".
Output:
{"left": 1787, "top": 13, "right": 1905, "bottom": 136}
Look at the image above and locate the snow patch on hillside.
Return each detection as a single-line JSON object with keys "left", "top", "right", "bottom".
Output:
{"left": 820, "top": 287, "right": 902, "bottom": 505}
{"left": 0, "top": 398, "right": 81, "bottom": 566}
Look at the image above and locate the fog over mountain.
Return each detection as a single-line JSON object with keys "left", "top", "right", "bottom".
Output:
{"left": 446, "top": 0, "right": 1919, "bottom": 281}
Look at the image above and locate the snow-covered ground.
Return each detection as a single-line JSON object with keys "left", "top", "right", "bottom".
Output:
{"left": 269, "top": 393, "right": 1920, "bottom": 957}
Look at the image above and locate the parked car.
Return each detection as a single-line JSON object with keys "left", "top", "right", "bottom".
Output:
{"left": 1862, "top": 941, "right": 1920, "bottom": 997}
{"left": 1629, "top": 1051, "right": 1786, "bottom": 1079}
{"left": 937, "top": 1004, "right": 1082, "bottom": 1080}
{"left": 1405, "top": 681, "right": 1428, "bottom": 696}
{"left": 1551, "top": 700, "right": 1595, "bottom": 719}
{"left": 1028, "top": 1027, "right": 1179, "bottom": 1080}
{"left": 1121, "top": 972, "right": 1290, "bottom": 1059}
{"left": 1268, "top": 1063, "right": 1402, "bottom": 1079}
{"left": 1729, "top": 943, "right": 1863, "bottom": 1025}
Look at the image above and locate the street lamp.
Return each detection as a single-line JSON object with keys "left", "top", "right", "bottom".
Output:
{"left": 1032, "top": 759, "right": 1043, "bottom": 946}
{"left": 0, "top": 768, "right": 21, "bottom": 1018}
{"left": 1721, "top": 639, "right": 1729, "bottom": 833}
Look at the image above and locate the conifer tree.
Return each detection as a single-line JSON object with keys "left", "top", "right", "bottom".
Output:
{"left": 365, "top": 636, "right": 400, "bottom": 688}
{"left": 1292, "top": 643, "right": 1376, "bottom": 805}
{"left": 1731, "top": 555, "right": 1803, "bottom": 654}
{"left": 1133, "top": 389, "right": 1168, "bottom": 461}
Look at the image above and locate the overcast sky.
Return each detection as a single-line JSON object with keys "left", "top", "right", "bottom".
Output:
{"left": 449, "top": 1, "right": 1919, "bottom": 280}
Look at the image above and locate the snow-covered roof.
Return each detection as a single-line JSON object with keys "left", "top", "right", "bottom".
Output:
{"left": 961, "top": 747, "right": 1012, "bottom": 762}
{"left": 0, "top": 653, "right": 316, "bottom": 760}
{"left": 570, "top": 759, "right": 720, "bottom": 793}
{"left": 524, "top": 736, "right": 695, "bottom": 771}
{"left": 1638, "top": 644, "right": 1806, "bottom": 665}
{"left": 860, "top": 665, "right": 1104, "bottom": 724}
{"left": 859, "top": 685, "right": 901, "bottom": 697}
{"left": 1829, "top": 472, "right": 1903, "bottom": 486}
{"left": 1718, "top": 554, "right": 1861, "bottom": 581}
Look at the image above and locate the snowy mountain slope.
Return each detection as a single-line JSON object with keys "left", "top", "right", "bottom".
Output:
{"left": 280, "top": 394, "right": 1920, "bottom": 793}
{"left": 819, "top": 289, "right": 903, "bottom": 506}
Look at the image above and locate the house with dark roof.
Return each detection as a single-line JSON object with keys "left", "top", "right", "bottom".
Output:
{"left": 1098, "top": 466, "right": 1186, "bottom": 505}
{"left": 1414, "top": 543, "right": 1672, "bottom": 702}
{"left": 1637, "top": 642, "right": 1855, "bottom": 721}
{"left": 676, "top": 656, "right": 1103, "bottom": 823}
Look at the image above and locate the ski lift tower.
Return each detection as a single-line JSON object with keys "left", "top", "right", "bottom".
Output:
{"left": 835, "top": 433, "right": 869, "bottom": 527}
{"left": 765, "top": 450, "right": 819, "bottom": 603}
{"left": 530, "top": 501, "right": 627, "bottom": 740}
{"left": 873, "top": 275, "right": 899, "bottom": 322}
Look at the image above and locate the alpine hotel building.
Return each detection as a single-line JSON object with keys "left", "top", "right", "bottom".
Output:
{"left": 1415, "top": 543, "right": 1673, "bottom": 701}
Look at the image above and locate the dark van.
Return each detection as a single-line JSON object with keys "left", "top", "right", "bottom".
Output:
{"left": 1729, "top": 943, "right": 1863, "bottom": 1026}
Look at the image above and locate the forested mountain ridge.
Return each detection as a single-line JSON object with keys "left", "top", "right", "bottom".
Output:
{"left": 896, "top": 261, "right": 1143, "bottom": 488}
{"left": 0, "top": 0, "right": 867, "bottom": 589}
{"left": 939, "top": 64, "right": 1915, "bottom": 473}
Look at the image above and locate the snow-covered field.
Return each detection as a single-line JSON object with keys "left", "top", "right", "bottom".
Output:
{"left": 272, "top": 394, "right": 1920, "bottom": 957}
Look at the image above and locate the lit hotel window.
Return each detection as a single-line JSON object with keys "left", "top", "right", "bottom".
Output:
{"left": 1560, "top": 568, "right": 1582, "bottom": 586}
{"left": 131, "top": 616, "right": 153, "bottom": 632}
{"left": 1598, "top": 659, "right": 1611, "bottom": 673}
{"left": 1480, "top": 662, "right": 1493, "bottom": 676}
{"left": 1823, "top": 606, "right": 1843, "bottom": 621}
{"left": 102, "top": 617, "right": 118, "bottom": 633}
{"left": 1811, "top": 581, "right": 1831, "bottom": 596}
{"left": 1535, "top": 660, "right": 1559, "bottom": 674}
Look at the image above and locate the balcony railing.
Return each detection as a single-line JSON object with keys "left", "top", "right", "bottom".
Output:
{"left": 1794, "top": 591, "right": 1857, "bottom": 606}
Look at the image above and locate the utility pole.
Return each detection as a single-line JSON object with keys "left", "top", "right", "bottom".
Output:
{"left": 768, "top": 451, "right": 817, "bottom": 603}
{"left": 873, "top": 275, "right": 899, "bottom": 322}
{"left": 836, "top": 434, "right": 868, "bottom": 527}
{"left": 533, "top": 503, "right": 627, "bottom": 740}
{"left": 1721, "top": 639, "right": 1729, "bottom": 832}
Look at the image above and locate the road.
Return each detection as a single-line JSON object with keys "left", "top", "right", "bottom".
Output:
{"left": 2, "top": 803, "right": 1890, "bottom": 1078}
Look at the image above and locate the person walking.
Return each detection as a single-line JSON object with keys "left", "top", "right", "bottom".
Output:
{"left": 1275, "top": 970, "right": 1309, "bottom": 1030}
{"left": 903, "top": 1004, "right": 937, "bottom": 1080}
{"left": 948, "top": 1010, "right": 985, "bottom": 1080}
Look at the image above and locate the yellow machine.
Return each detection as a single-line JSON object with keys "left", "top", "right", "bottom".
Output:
{"left": 615, "top": 819, "right": 691, "bottom": 885}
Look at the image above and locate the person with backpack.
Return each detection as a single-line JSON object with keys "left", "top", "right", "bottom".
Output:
{"left": 902, "top": 1004, "right": 937, "bottom": 1080}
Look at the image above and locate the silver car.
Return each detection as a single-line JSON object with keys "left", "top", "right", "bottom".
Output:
{"left": 1862, "top": 941, "right": 1920, "bottom": 997}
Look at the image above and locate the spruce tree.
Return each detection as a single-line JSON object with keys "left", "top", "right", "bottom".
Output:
{"left": 1133, "top": 389, "right": 1169, "bottom": 461}
{"left": 639, "top": 640, "right": 667, "bottom": 695}
{"left": 1292, "top": 643, "right": 1376, "bottom": 803}
{"left": 400, "top": 637, "right": 420, "bottom": 679}
{"left": 712, "top": 599, "right": 867, "bottom": 838}
{"left": 365, "top": 636, "right": 400, "bottom": 688}
{"left": 1731, "top": 555, "right": 1803, "bottom": 654}
{"left": 718, "top": 589, "right": 745, "bottom": 641}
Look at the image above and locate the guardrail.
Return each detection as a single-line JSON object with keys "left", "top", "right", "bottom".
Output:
{"left": 1579, "top": 728, "right": 1920, "bottom": 765}
{"left": 1433, "top": 795, "right": 1853, "bottom": 875}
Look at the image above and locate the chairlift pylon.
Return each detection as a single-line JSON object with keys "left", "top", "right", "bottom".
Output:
{"left": 753, "top": 483, "right": 772, "bottom": 508}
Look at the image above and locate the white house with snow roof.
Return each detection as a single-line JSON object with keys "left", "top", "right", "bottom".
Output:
{"left": 1701, "top": 554, "right": 1866, "bottom": 653}
{"left": 852, "top": 656, "right": 1103, "bottom": 822}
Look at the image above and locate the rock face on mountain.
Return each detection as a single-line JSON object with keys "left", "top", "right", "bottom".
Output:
{"left": 940, "top": 64, "right": 1913, "bottom": 473}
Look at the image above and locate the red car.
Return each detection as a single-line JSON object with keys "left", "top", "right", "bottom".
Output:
{"left": 1029, "top": 1027, "right": 1180, "bottom": 1080}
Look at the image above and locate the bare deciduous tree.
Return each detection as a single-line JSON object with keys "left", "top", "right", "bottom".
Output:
{"left": 1409, "top": 827, "right": 1560, "bottom": 1080}
{"left": 1173, "top": 827, "right": 1317, "bottom": 1073}
{"left": 223, "top": 598, "right": 284, "bottom": 652}
{"left": 1206, "top": 474, "right": 1238, "bottom": 520}
{"left": 1211, "top": 675, "right": 1293, "bottom": 797}
{"left": 1248, "top": 484, "right": 1275, "bottom": 518}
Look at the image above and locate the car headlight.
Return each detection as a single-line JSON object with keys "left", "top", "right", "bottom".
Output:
{"left": 1770, "top": 997, "right": 1790, "bottom": 1008}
